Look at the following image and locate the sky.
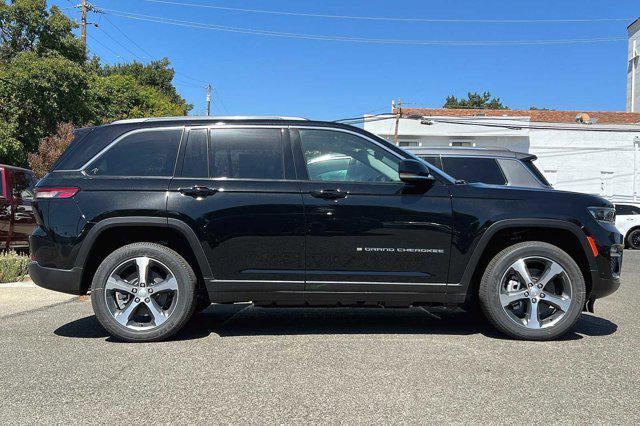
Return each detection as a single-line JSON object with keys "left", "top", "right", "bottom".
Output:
{"left": 51, "top": 0, "right": 639, "bottom": 120}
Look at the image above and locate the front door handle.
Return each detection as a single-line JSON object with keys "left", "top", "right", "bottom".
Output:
{"left": 179, "top": 186, "right": 218, "bottom": 198}
{"left": 310, "top": 189, "right": 347, "bottom": 200}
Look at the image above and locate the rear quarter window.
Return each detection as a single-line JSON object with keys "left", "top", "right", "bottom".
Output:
{"left": 86, "top": 129, "right": 182, "bottom": 177}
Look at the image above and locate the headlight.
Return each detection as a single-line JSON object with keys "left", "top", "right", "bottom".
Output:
{"left": 588, "top": 207, "right": 616, "bottom": 223}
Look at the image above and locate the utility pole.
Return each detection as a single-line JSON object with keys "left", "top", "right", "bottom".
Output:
{"left": 206, "top": 84, "right": 212, "bottom": 116}
{"left": 393, "top": 99, "right": 402, "bottom": 146}
{"left": 80, "top": 0, "right": 88, "bottom": 46}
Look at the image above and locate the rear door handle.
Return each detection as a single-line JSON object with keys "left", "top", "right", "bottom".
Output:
{"left": 179, "top": 186, "right": 218, "bottom": 198}
{"left": 310, "top": 189, "right": 347, "bottom": 200}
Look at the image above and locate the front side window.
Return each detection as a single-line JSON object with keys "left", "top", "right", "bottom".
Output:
{"left": 441, "top": 157, "right": 507, "bottom": 185}
{"left": 210, "top": 128, "right": 284, "bottom": 180}
{"left": 86, "top": 129, "right": 182, "bottom": 177}
{"left": 419, "top": 155, "right": 443, "bottom": 171}
{"left": 299, "top": 129, "right": 400, "bottom": 183}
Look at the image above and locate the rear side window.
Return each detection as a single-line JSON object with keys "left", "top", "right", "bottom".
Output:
{"left": 210, "top": 128, "right": 284, "bottom": 180}
{"left": 11, "top": 171, "right": 35, "bottom": 199}
{"left": 86, "top": 129, "right": 182, "bottom": 177}
{"left": 441, "top": 157, "right": 507, "bottom": 185}
{"left": 181, "top": 129, "right": 209, "bottom": 178}
{"left": 616, "top": 204, "right": 640, "bottom": 215}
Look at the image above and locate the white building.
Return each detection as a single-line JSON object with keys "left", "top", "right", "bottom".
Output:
{"left": 364, "top": 109, "right": 640, "bottom": 201}
{"left": 627, "top": 18, "right": 640, "bottom": 112}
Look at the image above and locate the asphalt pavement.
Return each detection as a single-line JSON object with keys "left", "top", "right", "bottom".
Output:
{"left": 1, "top": 252, "right": 638, "bottom": 424}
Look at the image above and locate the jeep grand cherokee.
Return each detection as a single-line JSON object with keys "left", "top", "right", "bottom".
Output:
{"left": 29, "top": 116, "right": 622, "bottom": 342}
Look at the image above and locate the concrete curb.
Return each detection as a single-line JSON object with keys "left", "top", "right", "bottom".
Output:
{"left": 0, "top": 280, "right": 36, "bottom": 288}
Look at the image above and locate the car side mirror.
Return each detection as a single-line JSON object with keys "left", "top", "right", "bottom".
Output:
{"left": 399, "top": 159, "right": 435, "bottom": 184}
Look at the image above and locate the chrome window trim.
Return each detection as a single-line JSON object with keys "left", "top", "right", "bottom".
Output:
{"left": 71, "top": 126, "right": 186, "bottom": 173}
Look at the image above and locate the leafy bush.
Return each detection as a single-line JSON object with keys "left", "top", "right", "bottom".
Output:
{"left": 0, "top": 251, "right": 30, "bottom": 283}
{"left": 28, "top": 122, "right": 75, "bottom": 178}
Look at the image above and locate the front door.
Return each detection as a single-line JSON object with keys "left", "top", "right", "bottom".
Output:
{"left": 167, "top": 126, "right": 305, "bottom": 302}
{"left": 291, "top": 128, "right": 452, "bottom": 298}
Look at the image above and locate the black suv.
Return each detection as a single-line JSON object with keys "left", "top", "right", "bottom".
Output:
{"left": 29, "top": 117, "right": 622, "bottom": 342}
{"left": 413, "top": 147, "right": 551, "bottom": 188}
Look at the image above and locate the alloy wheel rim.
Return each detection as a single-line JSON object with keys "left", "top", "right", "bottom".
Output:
{"left": 104, "top": 256, "right": 179, "bottom": 330}
{"left": 632, "top": 231, "right": 640, "bottom": 248}
{"left": 499, "top": 256, "right": 573, "bottom": 330}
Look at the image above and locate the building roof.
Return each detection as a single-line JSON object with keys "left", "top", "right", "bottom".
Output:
{"left": 397, "top": 108, "right": 640, "bottom": 125}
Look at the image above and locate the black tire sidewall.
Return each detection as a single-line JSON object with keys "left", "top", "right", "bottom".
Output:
{"left": 479, "top": 242, "right": 586, "bottom": 340}
{"left": 91, "top": 243, "right": 197, "bottom": 342}
{"left": 628, "top": 229, "right": 640, "bottom": 250}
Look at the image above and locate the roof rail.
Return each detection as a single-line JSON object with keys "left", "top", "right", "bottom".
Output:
{"left": 111, "top": 116, "right": 308, "bottom": 124}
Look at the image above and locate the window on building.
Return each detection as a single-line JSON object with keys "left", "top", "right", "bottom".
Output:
{"left": 299, "top": 129, "right": 400, "bottom": 183}
{"left": 86, "top": 129, "right": 182, "bottom": 177}
{"left": 182, "top": 129, "right": 209, "bottom": 178}
{"left": 210, "top": 128, "right": 284, "bottom": 180}
{"left": 399, "top": 141, "right": 421, "bottom": 148}
{"left": 441, "top": 157, "right": 507, "bottom": 185}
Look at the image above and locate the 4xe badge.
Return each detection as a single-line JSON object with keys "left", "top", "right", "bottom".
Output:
{"left": 356, "top": 247, "right": 445, "bottom": 254}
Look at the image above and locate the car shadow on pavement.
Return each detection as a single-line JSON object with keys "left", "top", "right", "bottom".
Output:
{"left": 54, "top": 304, "right": 618, "bottom": 342}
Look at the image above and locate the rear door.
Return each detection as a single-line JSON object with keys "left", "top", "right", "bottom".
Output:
{"left": 292, "top": 127, "right": 453, "bottom": 300}
{"left": 0, "top": 168, "right": 10, "bottom": 249}
{"left": 6, "top": 169, "right": 36, "bottom": 248}
{"left": 167, "top": 126, "right": 305, "bottom": 301}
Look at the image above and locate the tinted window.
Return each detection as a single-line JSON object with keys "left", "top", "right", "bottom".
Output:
{"left": 87, "top": 129, "right": 182, "bottom": 177}
{"left": 210, "top": 128, "right": 284, "bottom": 180}
{"left": 0, "top": 169, "right": 5, "bottom": 197}
{"left": 299, "top": 129, "right": 400, "bottom": 183}
{"left": 616, "top": 204, "right": 640, "bottom": 215}
{"left": 441, "top": 157, "right": 506, "bottom": 185}
{"left": 11, "top": 171, "right": 35, "bottom": 199}
{"left": 182, "top": 129, "right": 209, "bottom": 178}
{"left": 419, "top": 155, "right": 442, "bottom": 171}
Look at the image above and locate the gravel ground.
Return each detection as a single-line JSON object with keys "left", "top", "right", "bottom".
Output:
{"left": 0, "top": 252, "right": 638, "bottom": 425}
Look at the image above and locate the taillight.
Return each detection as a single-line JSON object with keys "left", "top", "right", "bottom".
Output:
{"left": 34, "top": 187, "right": 79, "bottom": 199}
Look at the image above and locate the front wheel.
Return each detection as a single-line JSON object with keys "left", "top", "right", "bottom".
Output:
{"left": 479, "top": 242, "right": 585, "bottom": 341}
{"left": 91, "top": 242, "right": 197, "bottom": 342}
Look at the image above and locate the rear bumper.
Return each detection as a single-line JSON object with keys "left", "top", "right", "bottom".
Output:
{"left": 28, "top": 262, "right": 84, "bottom": 295}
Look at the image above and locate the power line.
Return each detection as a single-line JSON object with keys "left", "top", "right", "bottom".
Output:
{"left": 87, "top": 33, "right": 123, "bottom": 59}
{"left": 101, "top": 14, "right": 209, "bottom": 85}
{"left": 101, "top": 8, "right": 627, "bottom": 46}
{"left": 132, "top": 0, "right": 633, "bottom": 24}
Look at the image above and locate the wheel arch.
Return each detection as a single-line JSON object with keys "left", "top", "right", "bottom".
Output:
{"left": 458, "top": 219, "right": 595, "bottom": 304}
{"left": 76, "top": 217, "right": 212, "bottom": 294}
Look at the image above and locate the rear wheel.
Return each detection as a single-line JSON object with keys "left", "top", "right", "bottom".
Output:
{"left": 91, "top": 242, "right": 197, "bottom": 342}
{"left": 479, "top": 242, "right": 585, "bottom": 340}
{"left": 627, "top": 229, "right": 640, "bottom": 250}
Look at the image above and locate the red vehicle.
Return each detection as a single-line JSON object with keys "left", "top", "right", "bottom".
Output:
{"left": 0, "top": 165, "right": 36, "bottom": 251}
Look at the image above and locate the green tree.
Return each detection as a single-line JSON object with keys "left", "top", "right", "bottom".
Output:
{"left": 0, "top": 0, "right": 191, "bottom": 166}
{"left": 99, "top": 58, "right": 192, "bottom": 109}
{"left": 90, "top": 73, "right": 190, "bottom": 123}
{"left": 444, "top": 91, "right": 508, "bottom": 110}
{"left": 0, "top": 0, "right": 85, "bottom": 63}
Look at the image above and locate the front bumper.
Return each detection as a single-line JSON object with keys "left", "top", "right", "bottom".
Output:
{"left": 28, "top": 262, "right": 85, "bottom": 295}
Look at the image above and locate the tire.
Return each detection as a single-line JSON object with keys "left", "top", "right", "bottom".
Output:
{"left": 91, "top": 242, "right": 197, "bottom": 342}
{"left": 626, "top": 228, "right": 640, "bottom": 250}
{"left": 478, "top": 241, "right": 585, "bottom": 341}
